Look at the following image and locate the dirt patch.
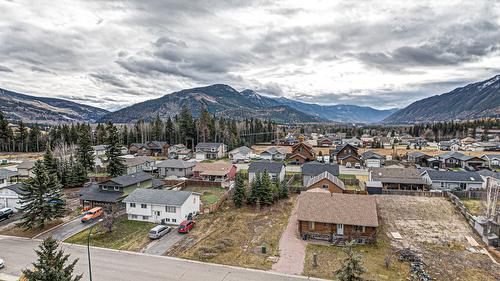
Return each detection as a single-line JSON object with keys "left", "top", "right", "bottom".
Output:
{"left": 166, "top": 195, "right": 297, "bottom": 270}
{"left": 376, "top": 195, "right": 500, "bottom": 281}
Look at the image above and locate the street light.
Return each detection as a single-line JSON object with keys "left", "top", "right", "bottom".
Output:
{"left": 87, "top": 218, "right": 104, "bottom": 281}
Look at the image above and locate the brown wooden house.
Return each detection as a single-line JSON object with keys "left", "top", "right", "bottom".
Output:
{"left": 289, "top": 142, "right": 315, "bottom": 164}
{"left": 330, "top": 143, "right": 361, "bottom": 166}
{"left": 305, "top": 171, "right": 345, "bottom": 193}
{"left": 297, "top": 192, "right": 378, "bottom": 244}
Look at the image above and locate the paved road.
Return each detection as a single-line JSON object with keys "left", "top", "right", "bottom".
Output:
{"left": 141, "top": 230, "right": 184, "bottom": 255}
{"left": 0, "top": 235, "right": 324, "bottom": 281}
{"left": 36, "top": 216, "right": 98, "bottom": 241}
{"left": 0, "top": 212, "right": 22, "bottom": 229}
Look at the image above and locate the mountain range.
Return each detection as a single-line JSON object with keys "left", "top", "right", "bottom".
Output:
{"left": 0, "top": 88, "right": 109, "bottom": 124}
{"left": 383, "top": 75, "right": 500, "bottom": 123}
{"left": 1, "top": 75, "right": 499, "bottom": 125}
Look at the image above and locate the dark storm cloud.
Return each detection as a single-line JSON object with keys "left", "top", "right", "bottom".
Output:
{"left": 0, "top": 65, "right": 13, "bottom": 73}
{"left": 89, "top": 73, "right": 129, "bottom": 88}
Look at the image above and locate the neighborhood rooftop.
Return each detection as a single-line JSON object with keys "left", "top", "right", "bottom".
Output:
{"left": 154, "top": 159, "right": 196, "bottom": 169}
{"left": 306, "top": 171, "right": 345, "bottom": 189}
{"left": 302, "top": 161, "right": 339, "bottom": 176}
{"left": 106, "top": 172, "right": 152, "bottom": 186}
{"left": 248, "top": 161, "right": 284, "bottom": 174}
{"left": 123, "top": 189, "right": 193, "bottom": 206}
{"left": 424, "top": 170, "right": 484, "bottom": 182}
{"left": 297, "top": 192, "right": 379, "bottom": 227}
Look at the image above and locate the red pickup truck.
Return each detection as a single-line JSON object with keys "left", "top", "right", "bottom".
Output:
{"left": 177, "top": 220, "right": 195, "bottom": 233}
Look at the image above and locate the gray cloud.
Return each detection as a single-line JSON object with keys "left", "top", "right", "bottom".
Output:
{"left": 0, "top": 65, "right": 13, "bottom": 73}
{"left": 89, "top": 73, "right": 128, "bottom": 88}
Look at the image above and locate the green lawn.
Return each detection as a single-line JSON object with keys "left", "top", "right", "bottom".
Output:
{"left": 183, "top": 186, "right": 227, "bottom": 206}
{"left": 461, "top": 199, "right": 486, "bottom": 216}
{"left": 65, "top": 217, "right": 156, "bottom": 252}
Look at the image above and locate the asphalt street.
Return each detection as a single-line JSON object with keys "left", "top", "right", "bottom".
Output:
{"left": 35, "top": 216, "right": 99, "bottom": 241}
{"left": 0, "top": 235, "right": 324, "bottom": 281}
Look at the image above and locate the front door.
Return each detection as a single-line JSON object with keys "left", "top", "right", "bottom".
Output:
{"left": 337, "top": 224, "right": 344, "bottom": 235}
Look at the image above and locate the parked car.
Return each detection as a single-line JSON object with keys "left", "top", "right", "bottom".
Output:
{"left": 81, "top": 207, "right": 103, "bottom": 223}
{"left": 0, "top": 207, "right": 14, "bottom": 221}
{"left": 177, "top": 220, "right": 195, "bottom": 233}
{"left": 0, "top": 257, "right": 4, "bottom": 269}
{"left": 354, "top": 163, "right": 361, "bottom": 169}
{"left": 148, "top": 225, "right": 172, "bottom": 239}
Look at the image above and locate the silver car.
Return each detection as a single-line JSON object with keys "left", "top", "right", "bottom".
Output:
{"left": 148, "top": 225, "right": 171, "bottom": 239}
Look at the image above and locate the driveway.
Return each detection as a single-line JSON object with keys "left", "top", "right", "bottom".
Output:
{"left": 141, "top": 230, "right": 184, "bottom": 255}
{"left": 271, "top": 203, "right": 306, "bottom": 275}
{"left": 35, "top": 216, "right": 99, "bottom": 241}
{"left": 0, "top": 212, "right": 23, "bottom": 231}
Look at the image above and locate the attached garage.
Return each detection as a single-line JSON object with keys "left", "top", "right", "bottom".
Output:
{"left": 0, "top": 183, "right": 25, "bottom": 211}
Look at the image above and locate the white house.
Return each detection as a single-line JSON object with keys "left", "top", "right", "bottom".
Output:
{"left": 195, "top": 143, "right": 227, "bottom": 160}
{"left": 17, "top": 161, "right": 35, "bottom": 178}
{"left": 228, "top": 146, "right": 252, "bottom": 162}
{"left": 154, "top": 159, "right": 196, "bottom": 178}
{"left": 248, "top": 161, "right": 285, "bottom": 182}
{"left": 421, "top": 170, "right": 484, "bottom": 191}
{"left": 260, "top": 147, "right": 287, "bottom": 161}
{"left": 481, "top": 154, "right": 500, "bottom": 168}
{"left": 123, "top": 189, "right": 200, "bottom": 225}
{"left": 342, "top": 137, "right": 362, "bottom": 147}
{"left": 121, "top": 156, "right": 155, "bottom": 175}
{"left": 0, "top": 183, "right": 25, "bottom": 211}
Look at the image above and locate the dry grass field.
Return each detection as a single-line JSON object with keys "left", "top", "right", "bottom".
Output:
{"left": 376, "top": 195, "right": 500, "bottom": 281}
{"left": 166, "top": 195, "right": 297, "bottom": 270}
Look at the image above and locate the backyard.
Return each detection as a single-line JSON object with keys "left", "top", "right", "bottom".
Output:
{"left": 65, "top": 216, "right": 156, "bottom": 252}
{"left": 166, "top": 195, "right": 298, "bottom": 270}
{"left": 182, "top": 185, "right": 227, "bottom": 206}
{"left": 461, "top": 198, "right": 487, "bottom": 216}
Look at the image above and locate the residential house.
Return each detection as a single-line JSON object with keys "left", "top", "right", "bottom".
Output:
{"left": 407, "top": 151, "right": 433, "bottom": 167}
{"left": 477, "top": 170, "right": 500, "bottom": 189}
{"left": 468, "top": 142, "right": 500, "bottom": 152}
{"left": 289, "top": 142, "right": 315, "bottom": 164}
{"left": 342, "top": 137, "right": 362, "bottom": 147}
{"left": 330, "top": 144, "right": 361, "bottom": 167}
{"left": 271, "top": 137, "right": 299, "bottom": 146}
{"left": 155, "top": 159, "right": 196, "bottom": 178}
{"left": 123, "top": 189, "right": 200, "bottom": 225}
{"left": 297, "top": 192, "right": 378, "bottom": 244}
{"left": 248, "top": 161, "right": 285, "bottom": 182}
{"left": 421, "top": 170, "right": 484, "bottom": 191}
{"left": 92, "top": 145, "right": 108, "bottom": 157}
{"left": 369, "top": 167, "right": 428, "bottom": 190}
{"left": 482, "top": 154, "right": 500, "bottom": 168}
{"left": 121, "top": 156, "right": 155, "bottom": 175}
{"left": 408, "top": 137, "right": 428, "bottom": 148}
{"left": 193, "top": 162, "right": 236, "bottom": 182}
{"left": 302, "top": 161, "right": 340, "bottom": 186}
{"left": 317, "top": 138, "right": 333, "bottom": 147}
{"left": 438, "top": 139, "right": 460, "bottom": 151}
{"left": 17, "top": 161, "right": 35, "bottom": 178}
{"left": 360, "top": 135, "right": 375, "bottom": 147}
{"left": 168, "top": 144, "right": 192, "bottom": 160}
{"left": 260, "top": 147, "right": 287, "bottom": 161}
{"left": 0, "top": 183, "right": 25, "bottom": 211}
{"left": 361, "top": 150, "right": 384, "bottom": 168}
{"left": 128, "top": 143, "right": 149, "bottom": 156}
{"left": 305, "top": 171, "right": 345, "bottom": 193}
{"left": 460, "top": 137, "right": 477, "bottom": 146}
{"left": 0, "top": 169, "right": 18, "bottom": 188}
{"left": 195, "top": 142, "right": 227, "bottom": 160}
{"left": 146, "top": 141, "right": 170, "bottom": 156}
{"left": 228, "top": 146, "right": 252, "bottom": 162}
{"left": 79, "top": 172, "right": 158, "bottom": 210}
{"left": 437, "top": 151, "right": 485, "bottom": 170}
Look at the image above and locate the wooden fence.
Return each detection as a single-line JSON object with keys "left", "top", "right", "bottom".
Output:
{"left": 451, "top": 190, "right": 488, "bottom": 200}
{"left": 380, "top": 189, "right": 446, "bottom": 197}
{"left": 199, "top": 183, "right": 234, "bottom": 214}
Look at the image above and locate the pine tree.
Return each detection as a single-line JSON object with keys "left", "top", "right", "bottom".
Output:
{"left": 247, "top": 173, "right": 261, "bottom": 205}
{"left": 233, "top": 173, "right": 245, "bottom": 208}
{"left": 260, "top": 170, "right": 273, "bottom": 205}
{"left": 279, "top": 179, "right": 289, "bottom": 199}
{"left": 22, "top": 237, "right": 82, "bottom": 281}
{"left": 335, "top": 240, "right": 368, "bottom": 281}
{"left": 71, "top": 161, "right": 89, "bottom": 187}
{"left": 76, "top": 125, "right": 94, "bottom": 171}
{"left": 105, "top": 122, "right": 126, "bottom": 177}
{"left": 43, "top": 146, "right": 59, "bottom": 177}
{"left": 46, "top": 171, "right": 66, "bottom": 219}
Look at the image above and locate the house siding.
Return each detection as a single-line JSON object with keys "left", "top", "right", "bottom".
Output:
{"left": 307, "top": 178, "right": 344, "bottom": 193}
{"left": 126, "top": 194, "right": 200, "bottom": 225}
{"left": 298, "top": 220, "right": 377, "bottom": 243}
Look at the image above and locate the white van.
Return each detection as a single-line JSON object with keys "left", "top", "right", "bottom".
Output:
{"left": 148, "top": 225, "right": 171, "bottom": 239}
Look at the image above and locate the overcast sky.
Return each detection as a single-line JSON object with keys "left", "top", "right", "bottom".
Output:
{"left": 1, "top": 0, "right": 500, "bottom": 111}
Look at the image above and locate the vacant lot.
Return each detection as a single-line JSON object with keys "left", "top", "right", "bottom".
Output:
{"left": 65, "top": 216, "right": 155, "bottom": 252}
{"left": 166, "top": 195, "right": 297, "bottom": 270}
{"left": 376, "top": 195, "right": 500, "bottom": 281}
{"left": 182, "top": 186, "right": 226, "bottom": 206}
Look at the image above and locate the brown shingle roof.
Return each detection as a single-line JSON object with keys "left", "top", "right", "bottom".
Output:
{"left": 194, "top": 162, "right": 233, "bottom": 176}
{"left": 370, "top": 167, "right": 426, "bottom": 185}
{"left": 297, "top": 192, "right": 379, "bottom": 227}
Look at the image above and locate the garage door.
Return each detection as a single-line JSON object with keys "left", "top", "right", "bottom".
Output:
{"left": 366, "top": 159, "right": 380, "bottom": 168}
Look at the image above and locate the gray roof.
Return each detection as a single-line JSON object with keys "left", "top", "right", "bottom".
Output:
{"left": 0, "top": 182, "right": 27, "bottom": 195}
{"left": 196, "top": 142, "right": 223, "bottom": 149}
{"left": 408, "top": 151, "right": 429, "bottom": 158}
{"left": 154, "top": 159, "right": 195, "bottom": 169}
{"left": 122, "top": 156, "right": 154, "bottom": 167}
{"left": 92, "top": 145, "right": 108, "bottom": 151}
{"left": 123, "top": 189, "right": 193, "bottom": 206}
{"left": 371, "top": 167, "right": 427, "bottom": 185}
{"left": 424, "top": 170, "right": 484, "bottom": 183}
{"left": 79, "top": 183, "right": 124, "bottom": 203}
{"left": 438, "top": 152, "right": 474, "bottom": 161}
{"left": 248, "top": 161, "right": 285, "bottom": 174}
{"left": 229, "top": 146, "right": 252, "bottom": 155}
{"left": 17, "top": 161, "right": 35, "bottom": 170}
{"left": 482, "top": 154, "right": 500, "bottom": 160}
{"left": 105, "top": 172, "right": 152, "bottom": 187}
{"left": 147, "top": 141, "right": 168, "bottom": 147}
{"left": 262, "top": 147, "right": 286, "bottom": 155}
{"left": 361, "top": 150, "right": 384, "bottom": 160}
{"left": 305, "top": 171, "right": 345, "bottom": 189}
{"left": 302, "top": 162, "right": 339, "bottom": 177}
{"left": 477, "top": 170, "right": 500, "bottom": 179}
{"left": 0, "top": 169, "right": 18, "bottom": 179}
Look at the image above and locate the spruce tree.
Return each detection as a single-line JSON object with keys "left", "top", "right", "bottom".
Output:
{"left": 260, "top": 170, "right": 273, "bottom": 205}
{"left": 105, "top": 122, "right": 126, "bottom": 177}
{"left": 247, "top": 173, "right": 261, "bottom": 205}
{"left": 22, "top": 237, "right": 82, "bottom": 281}
{"left": 335, "top": 240, "right": 367, "bottom": 281}
{"left": 279, "top": 180, "right": 289, "bottom": 199}
{"left": 43, "top": 146, "right": 58, "bottom": 177}
{"left": 46, "top": 171, "right": 66, "bottom": 220}
{"left": 71, "top": 161, "right": 88, "bottom": 187}
{"left": 76, "top": 124, "right": 94, "bottom": 171}
{"left": 232, "top": 173, "right": 245, "bottom": 208}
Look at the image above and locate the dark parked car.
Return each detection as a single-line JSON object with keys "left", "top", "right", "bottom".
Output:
{"left": 177, "top": 220, "right": 195, "bottom": 233}
{"left": 0, "top": 207, "right": 14, "bottom": 221}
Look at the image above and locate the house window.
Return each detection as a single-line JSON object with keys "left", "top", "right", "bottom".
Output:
{"left": 440, "top": 182, "right": 445, "bottom": 188}
{"left": 154, "top": 211, "right": 161, "bottom": 216}
{"left": 129, "top": 203, "right": 136, "bottom": 208}
{"left": 131, "top": 215, "right": 138, "bottom": 219}
{"left": 322, "top": 184, "right": 329, "bottom": 190}
{"left": 114, "top": 187, "right": 120, "bottom": 191}
{"left": 172, "top": 219, "right": 177, "bottom": 223}
{"left": 141, "top": 204, "right": 147, "bottom": 209}
{"left": 354, "top": 225, "right": 365, "bottom": 232}
{"left": 356, "top": 238, "right": 365, "bottom": 244}
{"left": 459, "top": 183, "right": 466, "bottom": 190}
{"left": 308, "top": 221, "right": 315, "bottom": 230}
{"left": 166, "top": 206, "right": 176, "bottom": 213}
{"left": 102, "top": 186, "right": 108, "bottom": 191}
{"left": 142, "top": 216, "right": 149, "bottom": 220}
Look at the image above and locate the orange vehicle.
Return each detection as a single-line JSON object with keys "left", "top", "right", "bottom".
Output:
{"left": 81, "top": 207, "right": 103, "bottom": 223}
